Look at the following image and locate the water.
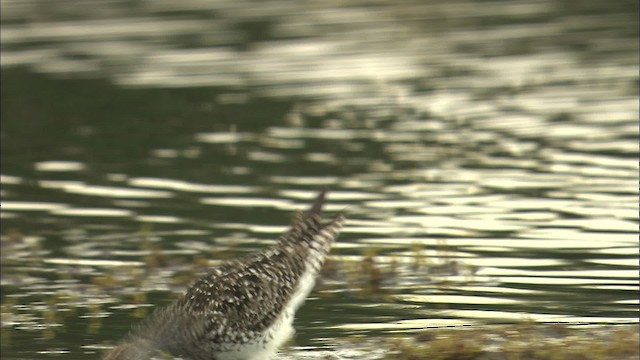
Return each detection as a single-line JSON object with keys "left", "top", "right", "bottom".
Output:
{"left": 1, "top": 0, "right": 638, "bottom": 358}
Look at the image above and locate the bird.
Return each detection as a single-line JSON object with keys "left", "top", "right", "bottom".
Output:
{"left": 103, "top": 189, "right": 345, "bottom": 360}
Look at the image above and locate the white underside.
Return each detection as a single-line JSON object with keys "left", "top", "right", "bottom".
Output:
{"left": 214, "top": 312, "right": 293, "bottom": 360}
{"left": 215, "top": 266, "right": 317, "bottom": 360}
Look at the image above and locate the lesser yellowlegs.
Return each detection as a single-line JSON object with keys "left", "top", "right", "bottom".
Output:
{"left": 104, "top": 189, "right": 345, "bottom": 360}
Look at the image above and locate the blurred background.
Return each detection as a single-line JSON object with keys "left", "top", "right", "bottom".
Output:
{"left": 1, "top": 0, "right": 638, "bottom": 359}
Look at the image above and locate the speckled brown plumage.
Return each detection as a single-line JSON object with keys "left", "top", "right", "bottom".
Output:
{"left": 103, "top": 189, "right": 345, "bottom": 360}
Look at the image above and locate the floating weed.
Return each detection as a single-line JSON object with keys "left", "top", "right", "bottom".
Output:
{"left": 142, "top": 247, "right": 166, "bottom": 268}
{"left": 320, "top": 256, "right": 339, "bottom": 279}
{"left": 86, "top": 302, "right": 103, "bottom": 335}
{"left": 138, "top": 223, "right": 167, "bottom": 268}
{"left": 377, "top": 324, "right": 639, "bottom": 360}
{"left": 318, "top": 237, "right": 481, "bottom": 298}
{"left": 28, "top": 236, "right": 45, "bottom": 266}
{"left": 192, "top": 254, "right": 210, "bottom": 269}
{"left": 138, "top": 223, "right": 154, "bottom": 241}
{"left": 171, "top": 270, "right": 199, "bottom": 287}
{"left": 1, "top": 323, "right": 10, "bottom": 348}
{"left": 0, "top": 296, "right": 17, "bottom": 347}
{"left": 423, "top": 331, "right": 483, "bottom": 360}
{"left": 172, "top": 255, "right": 211, "bottom": 287}
{"left": 0, "top": 229, "right": 23, "bottom": 263}
{"left": 435, "top": 238, "right": 452, "bottom": 263}
{"left": 411, "top": 241, "right": 429, "bottom": 271}
{"left": 43, "top": 297, "right": 59, "bottom": 326}
{"left": 608, "top": 326, "right": 640, "bottom": 359}
{"left": 127, "top": 265, "right": 146, "bottom": 288}
{"left": 315, "top": 257, "right": 341, "bottom": 296}
{"left": 131, "top": 292, "right": 148, "bottom": 319}
{"left": 388, "top": 254, "right": 400, "bottom": 279}
{"left": 214, "top": 234, "right": 242, "bottom": 261}
{"left": 359, "top": 247, "right": 385, "bottom": 296}
{"left": 42, "top": 327, "right": 55, "bottom": 341}
{"left": 93, "top": 274, "right": 119, "bottom": 289}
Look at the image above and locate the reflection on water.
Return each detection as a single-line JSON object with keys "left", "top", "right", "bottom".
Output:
{"left": 1, "top": 0, "right": 638, "bottom": 358}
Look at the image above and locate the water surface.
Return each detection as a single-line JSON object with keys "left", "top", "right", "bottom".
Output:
{"left": 1, "top": 0, "right": 638, "bottom": 358}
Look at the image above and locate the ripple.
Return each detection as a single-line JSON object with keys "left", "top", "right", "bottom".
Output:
{"left": 0, "top": 174, "right": 22, "bottom": 184}
{"left": 201, "top": 197, "right": 293, "bottom": 209}
{"left": 396, "top": 294, "right": 519, "bottom": 305}
{"left": 0, "top": 201, "right": 69, "bottom": 211}
{"left": 50, "top": 208, "right": 133, "bottom": 217}
{"left": 129, "top": 177, "right": 256, "bottom": 194}
{"left": 34, "top": 161, "right": 85, "bottom": 172}
{"left": 133, "top": 215, "right": 183, "bottom": 224}
{"left": 44, "top": 258, "right": 144, "bottom": 267}
{"left": 47, "top": 183, "right": 173, "bottom": 199}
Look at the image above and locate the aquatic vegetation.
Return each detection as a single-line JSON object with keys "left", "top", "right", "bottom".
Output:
{"left": 382, "top": 323, "right": 640, "bottom": 360}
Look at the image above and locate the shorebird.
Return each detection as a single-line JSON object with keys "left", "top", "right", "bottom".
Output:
{"left": 103, "top": 189, "right": 345, "bottom": 360}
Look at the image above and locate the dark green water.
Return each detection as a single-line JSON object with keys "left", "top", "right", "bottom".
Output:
{"left": 1, "top": 0, "right": 638, "bottom": 358}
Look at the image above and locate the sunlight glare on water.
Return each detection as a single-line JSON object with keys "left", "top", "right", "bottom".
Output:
{"left": 1, "top": 0, "right": 638, "bottom": 359}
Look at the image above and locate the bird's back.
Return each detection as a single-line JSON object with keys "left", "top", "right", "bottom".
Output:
{"left": 104, "top": 190, "right": 344, "bottom": 360}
